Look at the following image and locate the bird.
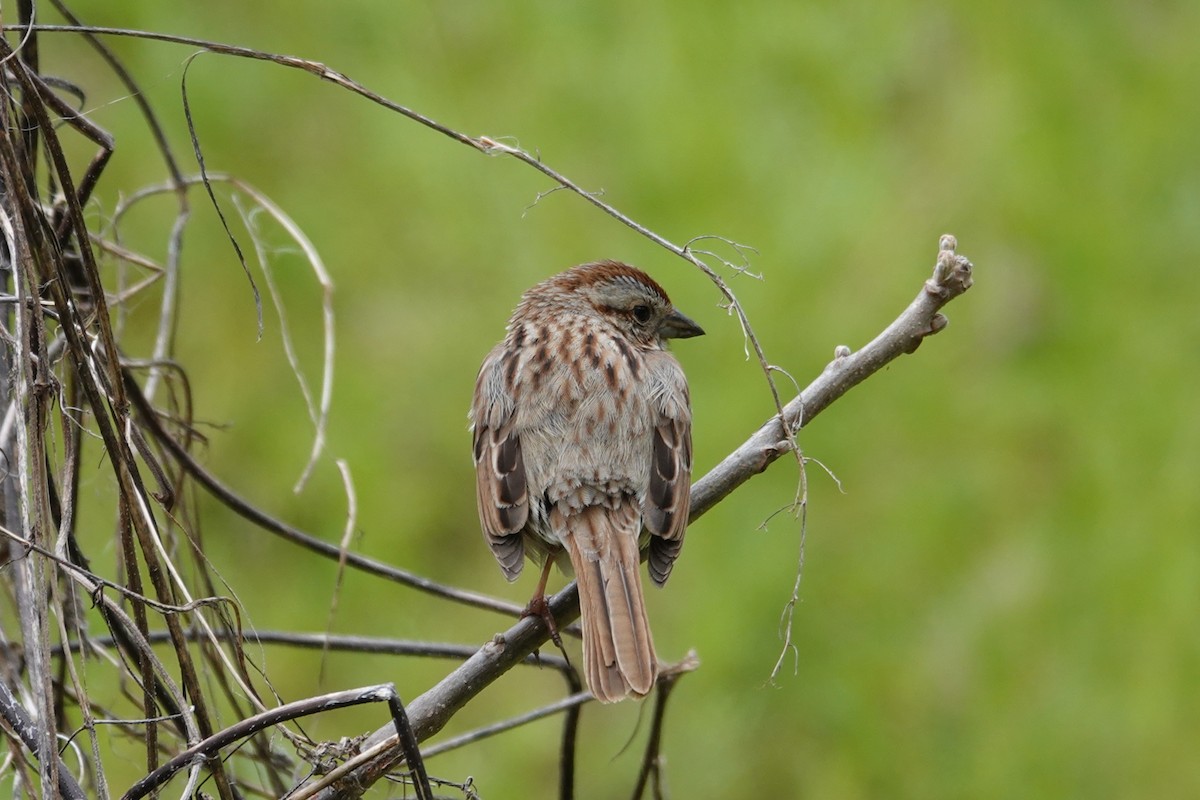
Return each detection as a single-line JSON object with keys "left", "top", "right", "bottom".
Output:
{"left": 470, "top": 260, "right": 702, "bottom": 702}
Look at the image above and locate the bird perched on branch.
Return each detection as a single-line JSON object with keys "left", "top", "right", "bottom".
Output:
{"left": 470, "top": 261, "right": 702, "bottom": 702}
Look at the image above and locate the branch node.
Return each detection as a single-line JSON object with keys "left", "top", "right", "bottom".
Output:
{"left": 659, "top": 649, "right": 701, "bottom": 680}
{"left": 760, "top": 439, "right": 795, "bottom": 467}
{"left": 476, "top": 135, "right": 506, "bottom": 154}
{"left": 923, "top": 276, "right": 948, "bottom": 299}
{"left": 929, "top": 233, "right": 974, "bottom": 295}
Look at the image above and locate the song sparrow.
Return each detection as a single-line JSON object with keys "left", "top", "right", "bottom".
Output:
{"left": 470, "top": 261, "right": 703, "bottom": 702}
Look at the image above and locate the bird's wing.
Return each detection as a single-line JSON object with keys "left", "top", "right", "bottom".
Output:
{"left": 641, "top": 353, "right": 693, "bottom": 586}
{"left": 470, "top": 344, "right": 528, "bottom": 580}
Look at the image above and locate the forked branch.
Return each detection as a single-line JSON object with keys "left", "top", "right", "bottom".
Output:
{"left": 304, "top": 236, "right": 975, "bottom": 798}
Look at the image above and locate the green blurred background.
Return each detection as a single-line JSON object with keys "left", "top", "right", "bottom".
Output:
{"left": 38, "top": 0, "right": 1199, "bottom": 797}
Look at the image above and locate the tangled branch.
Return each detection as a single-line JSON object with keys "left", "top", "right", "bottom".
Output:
{"left": 0, "top": 9, "right": 975, "bottom": 799}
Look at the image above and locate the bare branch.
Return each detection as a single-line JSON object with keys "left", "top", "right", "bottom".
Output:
{"left": 304, "top": 236, "right": 975, "bottom": 798}
{"left": 0, "top": 682, "right": 88, "bottom": 799}
{"left": 689, "top": 235, "right": 974, "bottom": 522}
{"left": 300, "top": 586, "right": 581, "bottom": 798}
{"left": 421, "top": 691, "right": 592, "bottom": 759}
{"left": 632, "top": 651, "right": 700, "bottom": 799}
{"left": 122, "top": 684, "right": 425, "bottom": 800}
{"left": 55, "top": 628, "right": 571, "bottom": 672}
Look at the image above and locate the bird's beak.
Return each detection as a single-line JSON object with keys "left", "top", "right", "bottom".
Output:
{"left": 659, "top": 308, "right": 705, "bottom": 339}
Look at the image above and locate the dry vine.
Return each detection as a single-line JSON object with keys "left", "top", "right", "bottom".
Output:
{"left": 0, "top": 7, "right": 974, "bottom": 800}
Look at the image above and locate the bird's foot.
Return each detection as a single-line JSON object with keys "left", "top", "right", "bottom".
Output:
{"left": 523, "top": 593, "right": 565, "bottom": 652}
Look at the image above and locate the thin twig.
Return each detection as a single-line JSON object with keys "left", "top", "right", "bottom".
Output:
{"left": 52, "top": 628, "right": 570, "bottom": 671}
{"left": 228, "top": 182, "right": 337, "bottom": 492}
{"left": 557, "top": 665, "right": 586, "bottom": 800}
{"left": 44, "top": 2, "right": 191, "bottom": 408}
{"left": 631, "top": 652, "right": 699, "bottom": 799}
{"left": 179, "top": 51, "right": 263, "bottom": 337}
{"left": 321, "top": 458, "right": 357, "bottom": 683}
{"left": 421, "top": 692, "right": 593, "bottom": 759}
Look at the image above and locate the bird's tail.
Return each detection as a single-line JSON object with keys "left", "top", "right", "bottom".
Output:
{"left": 556, "top": 503, "right": 658, "bottom": 702}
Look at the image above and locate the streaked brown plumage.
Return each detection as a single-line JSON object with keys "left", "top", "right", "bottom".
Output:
{"left": 470, "top": 261, "right": 702, "bottom": 702}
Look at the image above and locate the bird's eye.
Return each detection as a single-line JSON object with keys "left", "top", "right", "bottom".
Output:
{"left": 632, "top": 305, "right": 652, "bottom": 324}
